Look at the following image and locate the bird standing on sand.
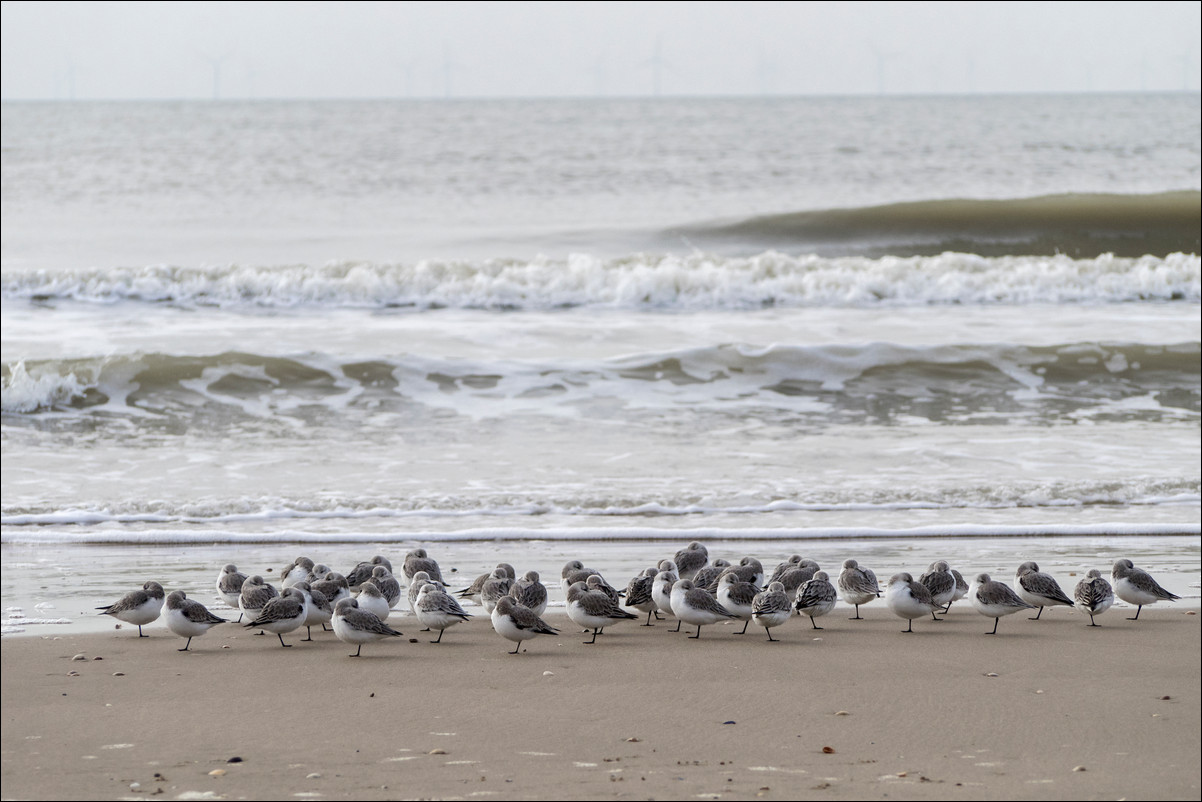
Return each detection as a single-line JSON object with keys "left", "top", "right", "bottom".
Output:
{"left": 243, "top": 587, "right": 307, "bottom": 648}
{"left": 919, "top": 561, "right": 957, "bottom": 620}
{"left": 97, "top": 581, "right": 166, "bottom": 637}
{"left": 1111, "top": 559, "right": 1180, "bottom": 620}
{"left": 566, "top": 580, "right": 638, "bottom": 644}
{"left": 669, "top": 579, "right": 738, "bottom": 639}
{"left": 624, "top": 568, "right": 660, "bottom": 626}
{"left": 510, "top": 570, "right": 549, "bottom": 618}
{"left": 164, "top": 591, "right": 226, "bottom": 651}
{"left": 1074, "top": 569, "right": 1114, "bottom": 627}
{"left": 1014, "top": 561, "right": 1074, "bottom": 620}
{"left": 491, "top": 596, "right": 559, "bottom": 654}
{"left": 673, "top": 542, "right": 709, "bottom": 580}
{"left": 403, "top": 549, "right": 443, "bottom": 583}
{"left": 215, "top": 564, "right": 247, "bottom": 621}
{"left": 717, "top": 572, "right": 759, "bottom": 634}
{"left": 970, "top": 574, "right": 1035, "bottom": 634}
{"left": 751, "top": 581, "right": 793, "bottom": 641}
{"left": 415, "top": 583, "right": 473, "bottom": 643}
{"left": 238, "top": 575, "right": 279, "bottom": 629}
{"left": 837, "top": 559, "right": 879, "bottom": 619}
{"left": 794, "top": 571, "right": 838, "bottom": 630}
{"left": 885, "top": 573, "right": 940, "bottom": 633}
{"left": 332, "top": 597, "right": 403, "bottom": 657}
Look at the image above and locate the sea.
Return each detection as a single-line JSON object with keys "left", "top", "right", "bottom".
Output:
{"left": 2, "top": 93, "right": 1199, "bottom": 634}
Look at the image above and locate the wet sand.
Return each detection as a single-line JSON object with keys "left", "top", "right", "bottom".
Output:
{"left": 2, "top": 605, "right": 1198, "bottom": 800}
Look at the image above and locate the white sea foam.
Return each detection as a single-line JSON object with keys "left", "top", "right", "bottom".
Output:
{"left": 4, "top": 252, "right": 1198, "bottom": 310}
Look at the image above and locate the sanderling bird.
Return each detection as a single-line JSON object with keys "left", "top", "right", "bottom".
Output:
{"left": 717, "top": 572, "right": 758, "bottom": 634}
{"left": 281, "top": 556, "right": 315, "bottom": 589}
{"left": 837, "top": 559, "right": 879, "bottom": 619}
{"left": 407, "top": 570, "right": 446, "bottom": 614}
{"left": 714, "top": 557, "right": 765, "bottom": 592}
{"left": 673, "top": 542, "right": 709, "bottom": 580}
{"left": 97, "top": 581, "right": 166, "bottom": 637}
{"left": 414, "top": 583, "right": 473, "bottom": 643}
{"left": 356, "top": 581, "right": 392, "bottom": 622}
{"left": 364, "top": 565, "right": 401, "bottom": 608}
{"left": 164, "top": 591, "right": 227, "bottom": 651}
{"left": 670, "top": 579, "right": 738, "bottom": 639}
{"left": 560, "top": 560, "right": 602, "bottom": 595}
{"left": 346, "top": 556, "right": 393, "bottom": 589}
{"left": 1015, "top": 561, "right": 1074, "bottom": 620}
{"left": 243, "top": 587, "right": 307, "bottom": 647}
{"left": 773, "top": 561, "right": 819, "bottom": 596}
{"left": 458, "top": 563, "right": 515, "bottom": 606}
{"left": 566, "top": 580, "right": 638, "bottom": 643}
{"left": 769, "top": 555, "right": 804, "bottom": 584}
{"left": 624, "top": 568, "right": 660, "bottom": 626}
{"left": 482, "top": 567, "right": 516, "bottom": 614}
{"left": 238, "top": 575, "right": 280, "bottom": 630}
{"left": 332, "top": 597, "right": 403, "bottom": 657}
{"left": 948, "top": 568, "right": 969, "bottom": 611}
{"left": 311, "top": 571, "right": 350, "bottom": 608}
{"left": 886, "top": 573, "right": 940, "bottom": 633}
{"left": 1111, "top": 559, "right": 1181, "bottom": 620}
{"left": 970, "top": 573, "right": 1036, "bottom": 634}
{"left": 752, "top": 581, "right": 793, "bottom": 641}
{"left": 510, "top": 570, "right": 549, "bottom": 618}
{"left": 215, "top": 564, "right": 247, "bottom": 621}
{"left": 691, "top": 559, "right": 733, "bottom": 593}
{"left": 652, "top": 568, "right": 679, "bottom": 629}
{"left": 1074, "top": 569, "right": 1115, "bottom": 627}
{"left": 403, "top": 549, "right": 443, "bottom": 583}
{"left": 491, "top": 596, "right": 559, "bottom": 654}
{"left": 919, "top": 561, "right": 957, "bottom": 620}
{"left": 292, "top": 581, "right": 332, "bottom": 640}
{"left": 794, "top": 571, "right": 838, "bottom": 629}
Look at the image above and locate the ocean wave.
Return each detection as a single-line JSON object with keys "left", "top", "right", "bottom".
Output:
{"left": 4, "top": 341, "right": 1198, "bottom": 420}
{"left": 677, "top": 191, "right": 1202, "bottom": 258}
{"left": 3, "top": 478, "right": 1197, "bottom": 527}
{"left": 4, "top": 250, "right": 1198, "bottom": 310}
{"left": 1, "top": 523, "right": 1197, "bottom": 545}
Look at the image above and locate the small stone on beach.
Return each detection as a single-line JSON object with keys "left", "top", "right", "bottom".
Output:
{"left": 835, "top": 711, "right": 850, "bottom": 716}
{"left": 208, "top": 769, "right": 226, "bottom": 777}
{"left": 1073, "top": 766, "right": 1086, "bottom": 772}
{"left": 72, "top": 654, "right": 86, "bottom": 661}
{"left": 822, "top": 747, "right": 835, "bottom": 754}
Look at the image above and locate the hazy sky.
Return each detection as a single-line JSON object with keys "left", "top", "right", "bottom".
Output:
{"left": 2, "top": 1, "right": 1200, "bottom": 100}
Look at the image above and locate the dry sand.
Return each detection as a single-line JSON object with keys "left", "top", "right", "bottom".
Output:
{"left": 2, "top": 605, "right": 1198, "bottom": 801}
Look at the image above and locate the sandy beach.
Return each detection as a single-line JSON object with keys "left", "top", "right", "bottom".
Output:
{"left": 2, "top": 604, "right": 1198, "bottom": 801}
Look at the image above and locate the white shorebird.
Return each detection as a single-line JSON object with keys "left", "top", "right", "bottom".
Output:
{"left": 414, "top": 583, "right": 473, "bottom": 643}
{"left": 481, "top": 567, "right": 516, "bottom": 614}
{"left": 346, "top": 556, "right": 393, "bottom": 589}
{"left": 624, "top": 568, "right": 660, "bottom": 626}
{"left": 406, "top": 570, "right": 445, "bottom": 614}
{"left": 560, "top": 560, "right": 602, "bottom": 595}
{"left": 1074, "top": 569, "right": 1115, "bottom": 627}
{"left": 713, "top": 557, "right": 765, "bottom": 591}
{"left": 566, "top": 580, "right": 638, "bottom": 643}
{"left": 491, "top": 596, "right": 559, "bottom": 654}
{"left": 243, "top": 587, "right": 307, "bottom": 647}
{"left": 332, "top": 597, "right": 403, "bottom": 657}
{"left": 673, "top": 542, "right": 709, "bottom": 580}
{"left": 919, "top": 561, "right": 957, "bottom": 621}
{"left": 837, "top": 559, "right": 879, "bottom": 619}
{"left": 885, "top": 573, "right": 940, "bottom": 633}
{"left": 670, "top": 579, "right": 738, "bottom": 639}
{"left": 717, "top": 572, "right": 759, "bottom": 635}
{"left": 773, "top": 561, "right": 819, "bottom": 596}
{"left": 794, "top": 571, "right": 837, "bottom": 630}
{"left": 403, "top": 549, "right": 443, "bottom": 583}
{"left": 164, "top": 591, "right": 226, "bottom": 651}
{"left": 238, "top": 575, "right": 279, "bottom": 630}
{"left": 292, "top": 581, "right": 332, "bottom": 641}
{"left": 97, "top": 581, "right": 166, "bottom": 637}
{"left": 510, "top": 571, "right": 549, "bottom": 618}
{"left": 751, "top": 581, "right": 793, "bottom": 641}
{"left": 769, "top": 555, "right": 805, "bottom": 584}
{"left": 970, "top": 573, "right": 1035, "bottom": 634}
{"left": 215, "top": 564, "right": 247, "bottom": 621}
{"left": 367, "top": 566, "right": 402, "bottom": 609}
{"left": 281, "top": 556, "right": 315, "bottom": 589}
{"left": 691, "top": 559, "right": 733, "bottom": 593}
{"left": 356, "top": 581, "right": 392, "bottom": 622}
{"left": 458, "top": 563, "right": 515, "bottom": 606}
{"left": 1015, "top": 561, "right": 1074, "bottom": 620}
{"left": 1111, "top": 559, "right": 1181, "bottom": 620}
{"left": 311, "top": 572, "right": 350, "bottom": 608}
{"left": 652, "top": 568, "right": 679, "bottom": 629}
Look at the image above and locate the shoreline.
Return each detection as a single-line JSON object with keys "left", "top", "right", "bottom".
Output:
{"left": 2, "top": 606, "right": 1198, "bottom": 800}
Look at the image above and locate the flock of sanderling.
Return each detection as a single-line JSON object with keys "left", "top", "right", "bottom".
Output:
{"left": 94, "top": 543, "right": 1184, "bottom": 656}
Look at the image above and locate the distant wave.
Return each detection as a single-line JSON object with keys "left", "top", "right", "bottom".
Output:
{"left": 4, "top": 342, "right": 1197, "bottom": 422}
{"left": 4, "top": 250, "right": 1198, "bottom": 310}
{"left": 674, "top": 191, "right": 1202, "bottom": 258}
